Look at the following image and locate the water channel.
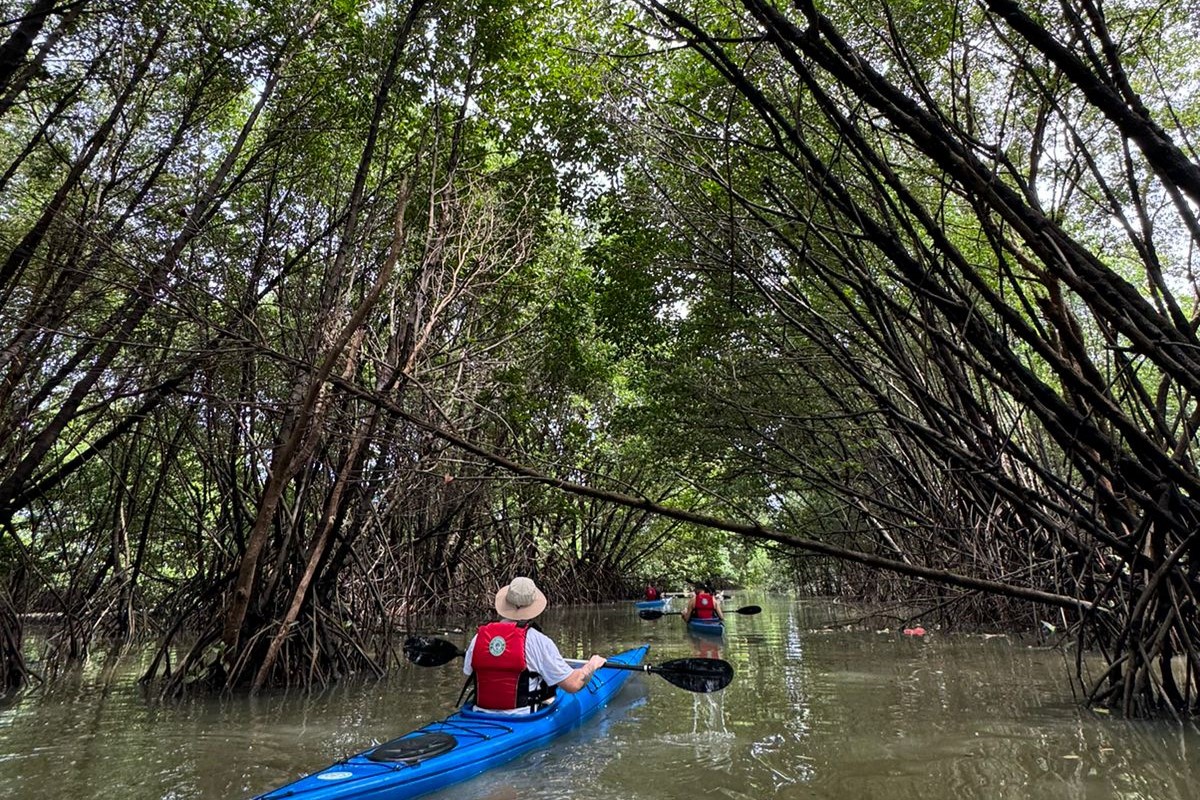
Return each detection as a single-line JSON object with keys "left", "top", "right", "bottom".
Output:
{"left": 1, "top": 594, "right": 1198, "bottom": 799}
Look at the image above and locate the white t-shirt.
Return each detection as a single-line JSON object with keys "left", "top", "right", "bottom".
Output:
{"left": 463, "top": 625, "right": 575, "bottom": 710}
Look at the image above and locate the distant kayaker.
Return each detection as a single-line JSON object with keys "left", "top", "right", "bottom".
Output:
{"left": 644, "top": 583, "right": 660, "bottom": 601}
{"left": 463, "top": 576, "right": 607, "bottom": 714}
{"left": 682, "top": 582, "right": 724, "bottom": 623}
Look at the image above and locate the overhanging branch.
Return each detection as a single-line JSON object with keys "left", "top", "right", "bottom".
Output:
{"left": 322, "top": 370, "right": 1101, "bottom": 615}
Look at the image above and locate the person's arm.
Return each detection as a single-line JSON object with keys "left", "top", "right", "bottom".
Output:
{"left": 462, "top": 635, "right": 477, "bottom": 676}
{"left": 714, "top": 597, "right": 724, "bottom": 620}
{"left": 682, "top": 596, "right": 695, "bottom": 621}
{"left": 556, "top": 655, "right": 607, "bottom": 693}
{"left": 525, "top": 629, "right": 605, "bottom": 694}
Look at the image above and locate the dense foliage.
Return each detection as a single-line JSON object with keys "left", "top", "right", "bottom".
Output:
{"left": 1, "top": 0, "right": 1199, "bottom": 717}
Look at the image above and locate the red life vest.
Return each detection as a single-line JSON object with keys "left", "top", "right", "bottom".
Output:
{"left": 645, "top": 586, "right": 659, "bottom": 600}
{"left": 692, "top": 592, "right": 716, "bottom": 619}
{"left": 471, "top": 621, "right": 555, "bottom": 710}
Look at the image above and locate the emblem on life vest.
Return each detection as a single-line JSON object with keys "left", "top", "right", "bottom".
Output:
{"left": 488, "top": 635, "right": 507, "bottom": 656}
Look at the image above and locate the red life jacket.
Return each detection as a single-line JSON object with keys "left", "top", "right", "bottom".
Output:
{"left": 471, "top": 621, "right": 555, "bottom": 711}
{"left": 645, "top": 586, "right": 659, "bottom": 600}
{"left": 692, "top": 592, "right": 716, "bottom": 619}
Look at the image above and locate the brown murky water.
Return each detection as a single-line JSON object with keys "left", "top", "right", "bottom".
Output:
{"left": 1, "top": 595, "right": 1197, "bottom": 799}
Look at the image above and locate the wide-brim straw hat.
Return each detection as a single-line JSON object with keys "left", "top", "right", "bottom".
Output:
{"left": 494, "top": 576, "right": 548, "bottom": 621}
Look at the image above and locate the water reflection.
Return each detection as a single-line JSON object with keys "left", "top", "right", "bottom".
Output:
{"left": 687, "top": 629, "right": 723, "bottom": 660}
{"left": 2, "top": 596, "right": 1200, "bottom": 800}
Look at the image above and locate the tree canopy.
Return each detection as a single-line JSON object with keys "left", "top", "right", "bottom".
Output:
{"left": 1, "top": 0, "right": 1199, "bottom": 717}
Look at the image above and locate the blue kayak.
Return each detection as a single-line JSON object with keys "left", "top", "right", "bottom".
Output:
{"left": 634, "top": 598, "right": 667, "bottom": 610}
{"left": 253, "top": 645, "right": 649, "bottom": 800}
{"left": 686, "top": 617, "right": 724, "bottom": 636}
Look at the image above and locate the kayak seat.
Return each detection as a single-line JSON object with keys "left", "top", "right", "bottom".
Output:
{"left": 367, "top": 732, "right": 458, "bottom": 764}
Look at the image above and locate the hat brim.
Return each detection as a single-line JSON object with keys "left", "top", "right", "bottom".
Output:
{"left": 494, "top": 583, "right": 548, "bottom": 620}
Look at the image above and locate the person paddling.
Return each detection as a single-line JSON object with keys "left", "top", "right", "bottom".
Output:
{"left": 463, "top": 576, "right": 606, "bottom": 715}
{"left": 682, "top": 582, "right": 724, "bottom": 623}
{"left": 644, "top": 582, "right": 660, "bottom": 601}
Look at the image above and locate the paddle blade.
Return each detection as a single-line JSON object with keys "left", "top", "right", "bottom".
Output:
{"left": 653, "top": 658, "right": 734, "bottom": 693}
{"left": 733, "top": 605, "right": 762, "bottom": 615}
{"left": 638, "top": 609, "right": 666, "bottom": 620}
{"left": 403, "top": 636, "right": 463, "bottom": 667}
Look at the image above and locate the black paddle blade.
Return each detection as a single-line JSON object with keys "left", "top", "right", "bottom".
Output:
{"left": 638, "top": 609, "right": 665, "bottom": 621}
{"left": 403, "top": 636, "right": 463, "bottom": 667}
{"left": 733, "top": 605, "right": 762, "bottom": 615}
{"left": 652, "top": 658, "right": 734, "bottom": 693}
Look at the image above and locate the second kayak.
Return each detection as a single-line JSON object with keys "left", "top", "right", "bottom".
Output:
{"left": 634, "top": 598, "right": 667, "bottom": 610}
{"left": 253, "top": 644, "right": 649, "bottom": 800}
{"left": 686, "top": 617, "right": 724, "bottom": 636}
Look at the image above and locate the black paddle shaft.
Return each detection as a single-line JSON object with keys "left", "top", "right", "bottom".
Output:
{"left": 598, "top": 657, "right": 734, "bottom": 693}
{"left": 638, "top": 604, "right": 762, "bottom": 621}
{"left": 403, "top": 636, "right": 734, "bottom": 692}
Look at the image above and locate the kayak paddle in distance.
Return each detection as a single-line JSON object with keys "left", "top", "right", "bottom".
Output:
{"left": 638, "top": 604, "right": 762, "bottom": 621}
{"left": 402, "top": 635, "right": 734, "bottom": 693}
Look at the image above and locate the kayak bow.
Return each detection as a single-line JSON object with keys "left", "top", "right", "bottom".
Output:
{"left": 253, "top": 645, "right": 650, "bottom": 800}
